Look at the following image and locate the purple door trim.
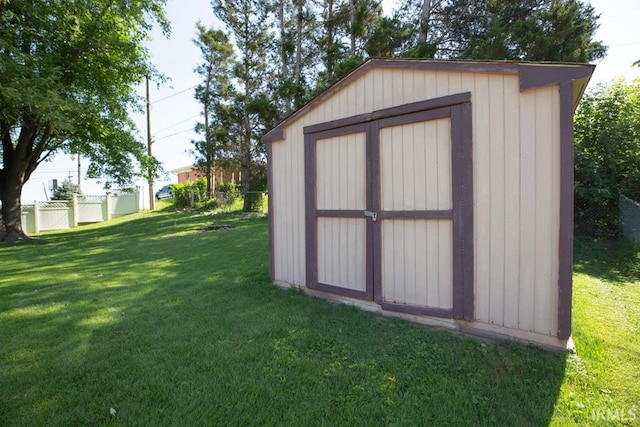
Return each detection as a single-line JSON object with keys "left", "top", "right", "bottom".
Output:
{"left": 304, "top": 92, "right": 474, "bottom": 320}
{"left": 304, "top": 122, "right": 373, "bottom": 301}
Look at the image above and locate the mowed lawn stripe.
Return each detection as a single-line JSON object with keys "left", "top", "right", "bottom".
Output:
{"left": 0, "top": 209, "right": 638, "bottom": 426}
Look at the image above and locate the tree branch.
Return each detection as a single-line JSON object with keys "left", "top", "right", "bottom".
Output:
{"left": 25, "top": 124, "right": 52, "bottom": 181}
{"left": 1, "top": 120, "right": 14, "bottom": 160}
{"left": 66, "top": 0, "right": 116, "bottom": 64}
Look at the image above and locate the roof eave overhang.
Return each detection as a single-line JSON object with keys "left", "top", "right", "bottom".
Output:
{"left": 261, "top": 58, "right": 595, "bottom": 144}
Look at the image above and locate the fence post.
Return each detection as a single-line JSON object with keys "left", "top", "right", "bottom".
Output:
{"left": 72, "top": 194, "right": 78, "bottom": 228}
{"left": 135, "top": 190, "right": 140, "bottom": 212}
{"left": 33, "top": 201, "right": 40, "bottom": 233}
{"left": 106, "top": 193, "right": 112, "bottom": 220}
{"left": 620, "top": 194, "right": 640, "bottom": 242}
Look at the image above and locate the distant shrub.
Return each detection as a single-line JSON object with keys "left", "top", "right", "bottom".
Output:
{"left": 574, "top": 79, "right": 640, "bottom": 237}
{"left": 245, "top": 192, "right": 265, "bottom": 212}
{"left": 51, "top": 180, "right": 83, "bottom": 201}
{"left": 217, "top": 182, "right": 241, "bottom": 197}
{"left": 170, "top": 178, "right": 207, "bottom": 208}
{"left": 215, "top": 182, "right": 241, "bottom": 208}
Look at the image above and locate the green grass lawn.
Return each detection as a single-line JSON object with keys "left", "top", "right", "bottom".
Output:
{"left": 0, "top": 207, "right": 638, "bottom": 426}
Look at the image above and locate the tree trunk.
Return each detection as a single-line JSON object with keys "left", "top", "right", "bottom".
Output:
{"left": 0, "top": 168, "right": 29, "bottom": 241}
{"left": 279, "top": 0, "right": 292, "bottom": 114}
{"left": 1, "top": 119, "right": 33, "bottom": 242}
{"left": 294, "top": 0, "right": 304, "bottom": 107}
{"left": 242, "top": 112, "right": 252, "bottom": 212}
{"left": 418, "top": 0, "right": 432, "bottom": 46}
{"left": 204, "top": 85, "right": 213, "bottom": 199}
{"left": 203, "top": 63, "right": 215, "bottom": 199}
{"left": 350, "top": 0, "right": 356, "bottom": 55}
{"left": 326, "top": 0, "right": 334, "bottom": 84}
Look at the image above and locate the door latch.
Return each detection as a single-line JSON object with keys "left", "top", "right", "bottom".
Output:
{"left": 363, "top": 210, "right": 378, "bottom": 221}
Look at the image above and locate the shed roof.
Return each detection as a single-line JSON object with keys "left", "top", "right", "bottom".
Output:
{"left": 262, "top": 58, "right": 594, "bottom": 144}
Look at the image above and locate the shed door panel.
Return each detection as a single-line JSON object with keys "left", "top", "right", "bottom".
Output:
{"left": 317, "top": 217, "right": 366, "bottom": 292}
{"left": 378, "top": 119, "right": 453, "bottom": 311}
{"left": 380, "top": 119, "right": 452, "bottom": 211}
{"left": 316, "top": 133, "right": 366, "bottom": 210}
{"left": 311, "top": 131, "right": 370, "bottom": 298}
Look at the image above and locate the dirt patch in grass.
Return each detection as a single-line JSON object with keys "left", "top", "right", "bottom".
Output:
{"left": 197, "top": 224, "right": 237, "bottom": 232}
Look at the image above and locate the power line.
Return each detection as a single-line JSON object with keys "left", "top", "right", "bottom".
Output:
{"left": 154, "top": 148, "right": 189, "bottom": 154}
{"left": 608, "top": 5, "right": 640, "bottom": 18}
{"left": 153, "top": 128, "right": 194, "bottom": 142}
{"left": 609, "top": 41, "right": 640, "bottom": 47}
{"left": 161, "top": 45, "right": 199, "bottom": 67}
{"left": 153, "top": 114, "right": 200, "bottom": 134}
{"left": 151, "top": 85, "right": 198, "bottom": 105}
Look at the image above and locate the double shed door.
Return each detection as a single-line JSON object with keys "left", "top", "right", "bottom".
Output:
{"left": 305, "top": 93, "right": 474, "bottom": 320}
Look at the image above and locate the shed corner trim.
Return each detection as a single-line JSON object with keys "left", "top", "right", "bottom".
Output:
{"left": 262, "top": 128, "right": 285, "bottom": 144}
{"left": 518, "top": 63, "right": 596, "bottom": 92}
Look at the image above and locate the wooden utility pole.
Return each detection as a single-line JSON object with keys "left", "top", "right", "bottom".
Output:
{"left": 146, "top": 75, "right": 155, "bottom": 210}
{"left": 77, "top": 155, "right": 81, "bottom": 190}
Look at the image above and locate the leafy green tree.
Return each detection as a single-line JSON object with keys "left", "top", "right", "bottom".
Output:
{"left": 312, "top": 0, "right": 385, "bottom": 88}
{"left": 443, "top": 0, "right": 606, "bottom": 61}
{"left": 212, "top": 0, "right": 277, "bottom": 211}
{"left": 332, "top": 0, "right": 384, "bottom": 81}
{"left": 51, "top": 180, "right": 83, "bottom": 201}
{"left": 364, "top": 14, "right": 414, "bottom": 58}
{"left": 0, "top": 0, "right": 168, "bottom": 241}
{"left": 393, "top": 0, "right": 448, "bottom": 58}
{"left": 574, "top": 79, "right": 640, "bottom": 235}
{"left": 192, "top": 23, "right": 235, "bottom": 198}
{"left": 269, "top": 0, "right": 320, "bottom": 113}
{"left": 394, "top": 0, "right": 605, "bottom": 62}
{"left": 274, "top": 0, "right": 295, "bottom": 115}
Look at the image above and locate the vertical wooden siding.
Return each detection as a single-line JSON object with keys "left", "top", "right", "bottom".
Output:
{"left": 380, "top": 119, "right": 452, "bottom": 211}
{"left": 316, "top": 133, "right": 366, "bottom": 210}
{"left": 318, "top": 217, "right": 367, "bottom": 291}
{"left": 381, "top": 219, "right": 453, "bottom": 308}
{"left": 379, "top": 118, "right": 453, "bottom": 309}
{"left": 315, "top": 133, "right": 367, "bottom": 292}
{"left": 270, "top": 67, "right": 561, "bottom": 336}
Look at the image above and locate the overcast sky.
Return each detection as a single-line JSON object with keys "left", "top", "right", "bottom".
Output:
{"left": 22, "top": 0, "right": 640, "bottom": 203}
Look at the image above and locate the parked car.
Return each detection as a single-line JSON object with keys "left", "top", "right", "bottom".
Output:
{"left": 155, "top": 185, "right": 173, "bottom": 200}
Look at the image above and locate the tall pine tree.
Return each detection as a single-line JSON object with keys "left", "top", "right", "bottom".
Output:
{"left": 192, "top": 23, "right": 235, "bottom": 198}
{"left": 212, "top": 0, "right": 276, "bottom": 211}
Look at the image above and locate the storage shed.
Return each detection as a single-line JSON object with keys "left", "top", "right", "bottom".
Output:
{"left": 262, "top": 59, "right": 594, "bottom": 348}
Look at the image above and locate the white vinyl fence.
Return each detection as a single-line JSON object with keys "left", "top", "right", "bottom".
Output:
{"left": 620, "top": 194, "right": 640, "bottom": 242}
{"left": 21, "top": 192, "right": 141, "bottom": 234}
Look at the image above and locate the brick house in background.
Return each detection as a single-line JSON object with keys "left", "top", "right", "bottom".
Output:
{"left": 170, "top": 165, "right": 241, "bottom": 188}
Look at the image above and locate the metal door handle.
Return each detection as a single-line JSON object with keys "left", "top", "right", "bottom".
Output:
{"left": 364, "top": 210, "right": 377, "bottom": 221}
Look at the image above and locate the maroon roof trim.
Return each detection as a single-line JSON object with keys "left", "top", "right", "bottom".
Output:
{"left": 557, "top": 81, "right": 576, "bottom": 340}
{"left": 262, "top": 58, "right": 594, "bottom": 144}
{"left": 266, "top": 141, "right": 275, "bottom": 280}
{"left": 518, "top": 63, "right": 596, "bottom": 91}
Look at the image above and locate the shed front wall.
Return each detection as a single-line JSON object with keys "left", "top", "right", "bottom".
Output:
{"left": 270, "top": 67, "right": 561, "bottom": 338}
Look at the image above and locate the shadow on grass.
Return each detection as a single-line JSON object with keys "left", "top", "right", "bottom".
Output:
{"left": 573, "top": 233, "right": 640, "bottom": 284}
{"left": 0, "top": 211, "right": 567, "bottom": 425}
